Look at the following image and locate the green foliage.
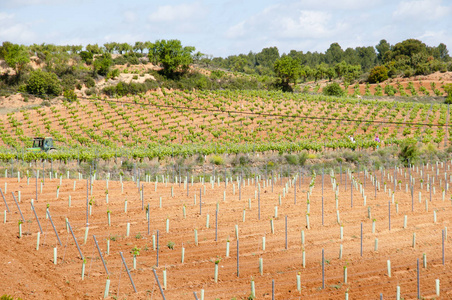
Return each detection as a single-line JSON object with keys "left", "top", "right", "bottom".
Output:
{"left": 150, "top": 39, "right": 195, "bottom": 77}
{"left": 0, "top": 42, "right": 30, "bottom": 76}
{"left": 84, "top": 77, "right": 96, "bottom": 88}
{"left": 285, "top": 154, "right": 298, "bottom": 165}
{"left": 130, "top": 246, "right": 140, "bottom": 256}
{"left": 102, "top": 79, "right": 159, "bottom": 97}
{"left": 26, "top": 69, "right": 62, "bottom": 96}
{"left": 384, "top": 84, "right": 397, "bottom": 96}
{"left": 285, "top": 152, "right": 308, "bottom": 166}
{"left": 368, "top": 65, "right": 388, "bottom": 83}
{"left": 167, "top": 241, "right": 175, "bottom": 250}
{"left": 210, "top": 155, "right": 224, "bottom": 165}
{"left": 93, "top": 53, "right": 113, "bottom": 76}
{"left": 79, "top": 51, "right": 93, "bottom": 64}
{"left": 61, "top": 73, "right": 78, "bottom": 90}
{"left": 210, "top": 70, "right": 225, "bottom": 80}
{"left": 274, "top": 55, "right": 300, "bottom": 91}
{"left": 1, "top": 295, "right": 22, "bottom": 300}
{"left": 444, "top": 83, "right": 452, "bottom": 104}
{"left": 399, "top": 138, "right": 418, "bottom": 166}
{"left": 63, "top": 89, "right": 77, "bottom": 102}
{"left": 106, "top": 68, "right": 120, "bottom": 80}
{"left": 322, "top": 82, "right": 345, "bottom": 97}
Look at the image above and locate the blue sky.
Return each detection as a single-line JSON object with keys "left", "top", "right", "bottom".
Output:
{"left": 1, "top": 0, "right": 451, "bottom": 57}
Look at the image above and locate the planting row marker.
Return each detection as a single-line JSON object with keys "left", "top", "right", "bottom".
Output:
{"left": 119, "top": 251, "right": 137, "bottom": 293}
{"left": 47, "top": 209, "right": 62, "bottom": 246}
{"left": 11, "top": 192, "right": 24, "bottom": 223}
{"left": 93, "top": 235, "right": 109, "bottom": 275}
{"left": 67, "top": 221, "right": 84, "bottom": 260}
{"left": 30, "top": 201, "right": 42, "bottom": 233}
{"left": 0, "top": 188, "right": 10, "bottom": 212}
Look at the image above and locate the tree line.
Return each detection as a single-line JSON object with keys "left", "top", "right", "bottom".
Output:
{"left": 0, "top": 38, "right": 451, "bottom": 99}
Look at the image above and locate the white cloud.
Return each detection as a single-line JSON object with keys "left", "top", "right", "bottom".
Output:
{"left": 148, "top": 2, "right": 206, "bottom": 23}
{"left": 123, "top": 11, "right": 137, "bottom": 23}
{"left": 0, "top": 12, "right": 15, "bottom": 22}
{"left": 2, "top": 0, "right": 79, "bottom": 7}
{"left": 417, "top": 30, "right": 452, "bottom": 48}
{"left": 297, "top": 0, "right": 383, "bottom": 10}
{"left": 0, "top": 13, "right": 36, "bottom": 43}
{"left": 393, "top": 0, "right": 452, "bottom": 21}
{"left": 225, "top": 3, "right": 353, "bottom": 52}
{"left": 225, "top": 21, "right": 246, "bottom": 39}
{"left": 278, "top": 10, "right": 333, "bottom": 39}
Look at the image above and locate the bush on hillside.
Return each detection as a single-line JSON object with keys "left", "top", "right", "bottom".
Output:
{"left": 322, "top": 82, "right": 345, "bottom": 97}
{"left": 26, "top": 69, "right": 62, "bottom": 97}
{"left": 102, "top": 79, "right": 159, "bottom": 97}
{"left": 368, "top": 65, "right": 388, "bottom": 83}
{"left": 444, "top": 83, "right": 452, "bottom": 104}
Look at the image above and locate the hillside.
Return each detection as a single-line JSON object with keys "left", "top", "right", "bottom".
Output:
{"left": 0, "top": 87, "right": 449, "bottom": 162}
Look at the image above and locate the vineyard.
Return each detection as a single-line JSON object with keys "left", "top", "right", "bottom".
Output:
{"left": 1, "top": 158, "right": 452, "bottom": 299}
{"left": 0, "top": 90, "right": 450, "bottom": 163}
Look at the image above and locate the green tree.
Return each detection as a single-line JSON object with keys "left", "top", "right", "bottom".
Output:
{"left": 436, "top": 43, "right": 449, "bottom": 61}
{"left": 375, "top": 39, "right": 391, "bottom": 63}
{"left": 0, "top": 42, "right": 30, "bottom": 76}
{"left": 93, "top": 53, "right": 113, "bottom": 76}
{"left": 133, "top": 41, "right": 145, "bottom": 53}
{"left": 256, "top": 47, "right": 280, "bottom": 69}
{"left": 70, "top": 45, "right": 83, "bottom": 54}
{"left": 273, "top": 56, "right": 300, "bottom": 90}
{"left": 368, "top": 65, "right": 388, "bottom": 83}
{"left": 325, "top": 43, "right": 343, "bottom": 65}
{"left": 86, "top": 43, "right": 103, "bottom": 54}
{"left": 119, "top": 43, "right": 132, "bottom": 54}
{"left": 151, "top": 39, "right": 195, "bottom": 77}
{"left": 355, "top": 46, "right": 377, "bottom": 71}
{"left": 26, "top": 69, "right": 62, "bottom": 96}
{"left": 103, "top": 42, "right": 116, "bottom": 53}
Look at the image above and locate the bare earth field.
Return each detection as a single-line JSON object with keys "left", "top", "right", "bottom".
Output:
{"left": 0, "top": 163, "right": 452, "bottom": 299}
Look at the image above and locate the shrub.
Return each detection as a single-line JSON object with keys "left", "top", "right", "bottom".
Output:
{"left": 85, "top": 87, "right": 97, "bottom": 96}
{"left": 94, "top": 53, "right": 113, "bottom": 76}
{"left": 84, "top": 77, "right": 96, "bottom": 88}
{"left": 26, "top": 69, "right": 62, "bottom": 97}
{"left": 107, "top": 69, "right": 120, "bottom": 80}
{"left": 444, "top": 83, "right": 452, "bottom": 104}
{"left": 61, "top": 73, "right": 78, "bottom": 91}
{"left": 297, "top": 151, "right": 308, "bottom": 166}
{"left": 285, "top": 154, "right": 298, "bottom": 165}
{"left": 285, "top": 152, "right": 308, "bottom": 166}
{"left": 399, "top": 138, "right": 418, "bottom": 166}
{"left": 79, "top": 51, "right": 93, "bottom": 64}
{"left": 368, "top": 66, "right": 388, "bottom": 83}
{"left": 384, "top": 84, "right": 397, "bottom": 96}
{"left": 210, "top": 155, "right": 224, "bottom": 165}
{"left": 403, "top": 68, "right": 414, "bottom": 78}
{"left": 102, "top": 79, "right": 159, "bottom": 96}
{"left": 63, "top": 89, "right": 77, "bottom": 102}
{"left": 210, "top": 70, "right": 225, "bottom": 79}
{"left": 323, "top": 82, "right": 345, "bottom": 97}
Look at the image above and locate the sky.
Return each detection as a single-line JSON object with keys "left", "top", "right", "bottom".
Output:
{"left": 1, "top": 0, "right": 451, "bottom": 57}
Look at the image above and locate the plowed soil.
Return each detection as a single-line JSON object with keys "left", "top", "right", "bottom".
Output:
{"left": 1, "top": 163, "right": 452, "bottom": 299}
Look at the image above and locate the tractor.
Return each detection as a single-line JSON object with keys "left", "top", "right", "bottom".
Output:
{"left": 28, "top": 137, "right": 56, "bottom": 153}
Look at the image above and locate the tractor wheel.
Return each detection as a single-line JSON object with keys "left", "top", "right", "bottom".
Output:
{"left": 48, "top": 149, "right": 57, "bottom": 154}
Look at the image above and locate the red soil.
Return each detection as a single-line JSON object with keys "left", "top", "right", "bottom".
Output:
{"left": 0, "top": 162, "right": 452, "bottom": 299}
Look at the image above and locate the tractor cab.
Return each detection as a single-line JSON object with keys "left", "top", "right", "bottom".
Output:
{"left": 29, "top": 137, "right": 56, "bottom": 152}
